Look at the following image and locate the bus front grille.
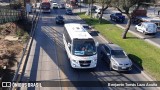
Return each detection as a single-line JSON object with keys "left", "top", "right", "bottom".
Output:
{"left": 79, "top": 61, "right": 91, "bottom": 67}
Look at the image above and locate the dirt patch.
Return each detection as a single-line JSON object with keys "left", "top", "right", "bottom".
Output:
{"left": 0, "top": 21, "right": 31, "bottom": 84}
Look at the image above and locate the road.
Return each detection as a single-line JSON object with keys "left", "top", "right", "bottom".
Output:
{"left": 20, "top": 1, "right": 158, "bottom": 90}
{"left": 103, "top": 8, "right": 160, "bottom": 44}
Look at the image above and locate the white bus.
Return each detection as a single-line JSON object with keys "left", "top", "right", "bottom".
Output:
{"left": 63, "top": 23, "right": 98, "bottom": 69}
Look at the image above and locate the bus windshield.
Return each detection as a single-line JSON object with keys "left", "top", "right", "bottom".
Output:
{"left": 41, "top": 2, "right": 51, "bottom": 9}
{"left": 73, "top": 39, "right": 96, "bottom": 56}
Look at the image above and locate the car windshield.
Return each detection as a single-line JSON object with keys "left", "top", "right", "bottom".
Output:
{"left": 73, "top": 39, "right": 96, "bottom": 56}
{"left": 53, "top": 4, "right": 58, "bottom": 5}
{"left": 148, "top": 24, "right": 156, "bottom": 28}
{"left": 67, "top": 9, "right": 72, "bottom": 11}
{"left": 61, "top": 4, "right": 64, "bottom": 6}
{"left": 83, "top": 25, "right": 89, "bottom": 30}
{"left": 111, "top": 50, "right": 126, "bottom": 58}
{"left": 57, "top": 16, "right": 63, "bottom": 19}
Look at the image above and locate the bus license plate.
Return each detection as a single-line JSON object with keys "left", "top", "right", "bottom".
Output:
{"left": 122, "top": 67, "right": 126, "bottom": 69}
{"left": 83, "top": 63, "right": 88, "bottom": 65}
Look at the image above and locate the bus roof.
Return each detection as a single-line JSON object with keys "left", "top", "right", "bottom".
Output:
{"left": 64, "top": 23, "right": 93, "bottom": 40}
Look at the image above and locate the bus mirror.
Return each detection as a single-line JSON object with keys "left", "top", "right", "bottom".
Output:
{"left": 96, "top": 42, "right": 99, "bottom": 47}
{"left": 68, "top": 43, "right": 71, "bottom": 47}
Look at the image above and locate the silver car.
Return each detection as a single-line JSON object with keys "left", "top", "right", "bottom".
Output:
{"left": 100, "top": 43, "right": 132, "bottom": 71}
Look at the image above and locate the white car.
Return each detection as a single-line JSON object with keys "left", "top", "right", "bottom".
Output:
{"left": 52, "top": 3, "right": 58, "bottom": 9}
{"left": 135, "top": 22, "right": 157, "bottom": 35}
{"left": 95, "top": 8, "right": 102, "bottom": 14}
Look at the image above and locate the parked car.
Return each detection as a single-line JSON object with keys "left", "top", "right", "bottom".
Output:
{"left": 66, "top": 8, "right": 73, "bottom": 15}
{"left": 58, "top": 4, "right": 65, "bottom": 9}
{"left": 81, "top": 24, "right": 92, "bottom": 33}
{"left": 52, "top": 2, "right": 58, "bottom": 9}
{"left": 110, "top": 13, "right": 125, "bottom": 22}
{"left": 135, "top": 22, "right": 157, "bottom": 35}
{"left": 95, "top": 8, "right": 102, "bottom": 14}
{"left": 36, "top": 3, "right": 41, "bottom": 9}
{"left": 91, "top": 6, "right": 97, "bottom": 11}
{"left": 87, "top": 8, "right": 96, "bottom": 13}
{"left": 88, "top": 6, "right": 97, "bottom": 13}
{"left": 55, "top": 15, "right": 64, "bottom": 24}
{"left": 100, "top": 43, "right": 132, "bottom": 71}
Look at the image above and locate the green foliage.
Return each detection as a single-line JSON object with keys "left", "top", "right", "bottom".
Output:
{"left": 10, "top": 1, "right": 22, "bottom": 9}
{"left": 22, "top": 32, "right": 29, "bottom": 43}
{"left": 79, "top": 13, "right": 160, "bottom": 80}
{"left": 16, "top": 28, "right": 24, "bottom": 37}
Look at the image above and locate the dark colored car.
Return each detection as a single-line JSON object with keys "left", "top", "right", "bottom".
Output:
{"left": 55, "top": 15, "right": 64, "bottom": 24}
{"left": 58, "top": 4, "right": 65, "bottom": 9}
{"left": 110, "top": 13, "right": 125, "bottom": 22}
{"left": 82, "top": 24, "right": 91, "bottom": 33}
{"left": 66, "top": 8, "right": 73, "bottom": 15}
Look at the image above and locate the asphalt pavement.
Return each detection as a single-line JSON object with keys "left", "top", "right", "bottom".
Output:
{"left": 20, "top": 1, "right": 158, "bottom": 90}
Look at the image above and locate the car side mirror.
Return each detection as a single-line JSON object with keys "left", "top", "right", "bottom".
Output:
{"left": 68, "top": 43, "right": 71, "bottom": 47}
{"left": 96, "top": 42, "right": 99, "bottom": 47}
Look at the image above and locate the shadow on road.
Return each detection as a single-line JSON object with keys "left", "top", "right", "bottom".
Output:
{"left": 128, "top": 54, "right": 143, "bottom": 70}
{"left": 90, "top": 31, "right": 99, "bottom": 36}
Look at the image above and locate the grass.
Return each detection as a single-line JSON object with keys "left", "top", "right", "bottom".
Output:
{"left": 78, "top": 13, "right": 160, "bottom": 80}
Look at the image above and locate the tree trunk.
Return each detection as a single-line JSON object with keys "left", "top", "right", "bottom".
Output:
{"left": 90, "top": 0, "right": 93, "bottom": 18}
{"left": 99, "top": 2, "right": 106, "bottom": 23}
{"left": 122, "top": 14, "right": 131, "bottom": 39}
{"left": 99, "top": 10, "right": 104, "bottom": 23}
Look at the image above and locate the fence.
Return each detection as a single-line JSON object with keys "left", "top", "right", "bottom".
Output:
{"left": 0, "top": 9, "right": 22, "bottom": 24}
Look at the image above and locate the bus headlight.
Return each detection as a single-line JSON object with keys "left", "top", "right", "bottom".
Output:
{"left": 72, "top": 60, "right": 79, "bottom": 64}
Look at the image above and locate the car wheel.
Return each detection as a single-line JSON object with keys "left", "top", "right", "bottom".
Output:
{"left": 111, "top": 17, "right": 113, "bottom": 21}
{"left": 143, "top": 31, "right": 146, "bottom": 35}
{"left": 152, "top": 33, "right": 156, "bottom": 35}
{"left": 100, "top": 51, "right": 104, "bottom": 60}
{"left": 109, "top": 62, "right": 112, "bottom": 71}
{"left": 135, "top": 27, "right": 137, "bottom": 31}
{"left": 115, "top": 19, "right": 118, "bottom": 22}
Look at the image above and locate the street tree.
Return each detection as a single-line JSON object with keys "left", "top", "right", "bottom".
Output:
{"left": 84, "top": 0, "right": 96, "bottom": 18}
{"left": 111, "top": 0, "right": 151, "bottom": 39}
{"left": 97, "top": 0, "right": 111, "bottom": 23}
